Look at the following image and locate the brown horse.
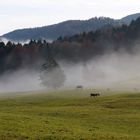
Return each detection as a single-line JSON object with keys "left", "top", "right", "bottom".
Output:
{"left": 90, "top": 93, "right": 100, "bottom": 98}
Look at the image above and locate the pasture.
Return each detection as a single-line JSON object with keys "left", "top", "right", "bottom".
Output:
{"left": 0, "top": 89, "right": 140, "bottom": 140}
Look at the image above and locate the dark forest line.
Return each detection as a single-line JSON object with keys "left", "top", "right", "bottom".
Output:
{"left": 0, "top": 17, "right": 140, "bottom": 74}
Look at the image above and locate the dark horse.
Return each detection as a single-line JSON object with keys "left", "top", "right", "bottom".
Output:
{"left": 90, "top": 93, "right": 100, "bottom": 98}
{"left": 76, "top": 85, "right": 83, "bottom": 89}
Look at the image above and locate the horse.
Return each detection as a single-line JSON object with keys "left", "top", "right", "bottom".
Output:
{"left": 76, "top": 85, "right": 83, "bottom": 89}
{"left": 90, "top": 93, "right": 100, "bottom": 98}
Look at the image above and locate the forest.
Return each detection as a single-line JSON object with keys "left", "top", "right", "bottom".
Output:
{"left": 0, "top": 17, "right": 140, "bottom": 74}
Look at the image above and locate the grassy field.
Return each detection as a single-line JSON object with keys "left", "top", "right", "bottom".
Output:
{"left": 0, "top": 89, "right": 140, "bottom": 140}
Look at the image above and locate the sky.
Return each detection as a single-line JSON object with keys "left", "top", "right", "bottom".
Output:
{"left": 0, "top": 0, "right": 140, "bottom": 35}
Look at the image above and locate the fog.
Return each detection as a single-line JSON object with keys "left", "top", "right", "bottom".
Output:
{"left": 0, "top": 37, "right": 9, "bottom": 44}
{"left": 0, "top": 37, "right": 30, "bottom": 45}
{"left": 61, "top": 50, "right": 140, "bottom": 91}
{"left": 1, "top": 48, "right": 140, "bottom": 94}
{"left": 0, "top": 69, "right": 43, "bottom": 93}
{"left": 0, "top": 37, "right": 53, "bottom": 45}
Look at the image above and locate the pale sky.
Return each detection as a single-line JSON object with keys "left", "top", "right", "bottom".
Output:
{"left": 0, "top": 0, "right": 140, "bottom": 35}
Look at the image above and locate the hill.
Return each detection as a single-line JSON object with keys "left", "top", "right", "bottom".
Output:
{"left": 121, "top": 13, "right": 140, "bottom": 24}
{"left": 2, "top": 13, "right": 140, "bottom": 42}
{"left": 2, "top": 17, "right": 119, "bottom": 41}
{"left": 51, "top": 17, "right": 140, "bottom": 61}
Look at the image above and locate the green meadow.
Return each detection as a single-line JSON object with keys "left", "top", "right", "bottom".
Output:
{"left": 0, "top": 89, "right": 140, "bottom": 140}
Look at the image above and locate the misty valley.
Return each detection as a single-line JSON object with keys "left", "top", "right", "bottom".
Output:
{"left": 0, "top": 11, "right": 140, "bottom": 140}
{"left": 0, "top": 17, "right": 140, "bottom": 92}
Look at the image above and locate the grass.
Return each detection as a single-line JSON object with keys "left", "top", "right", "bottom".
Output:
{"left": 0, "top": 89, "right": 140, "bottom": 140}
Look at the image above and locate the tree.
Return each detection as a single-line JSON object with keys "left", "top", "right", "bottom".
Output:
{"left": 40, "top": 46, "right": 65, "bottom": 89}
